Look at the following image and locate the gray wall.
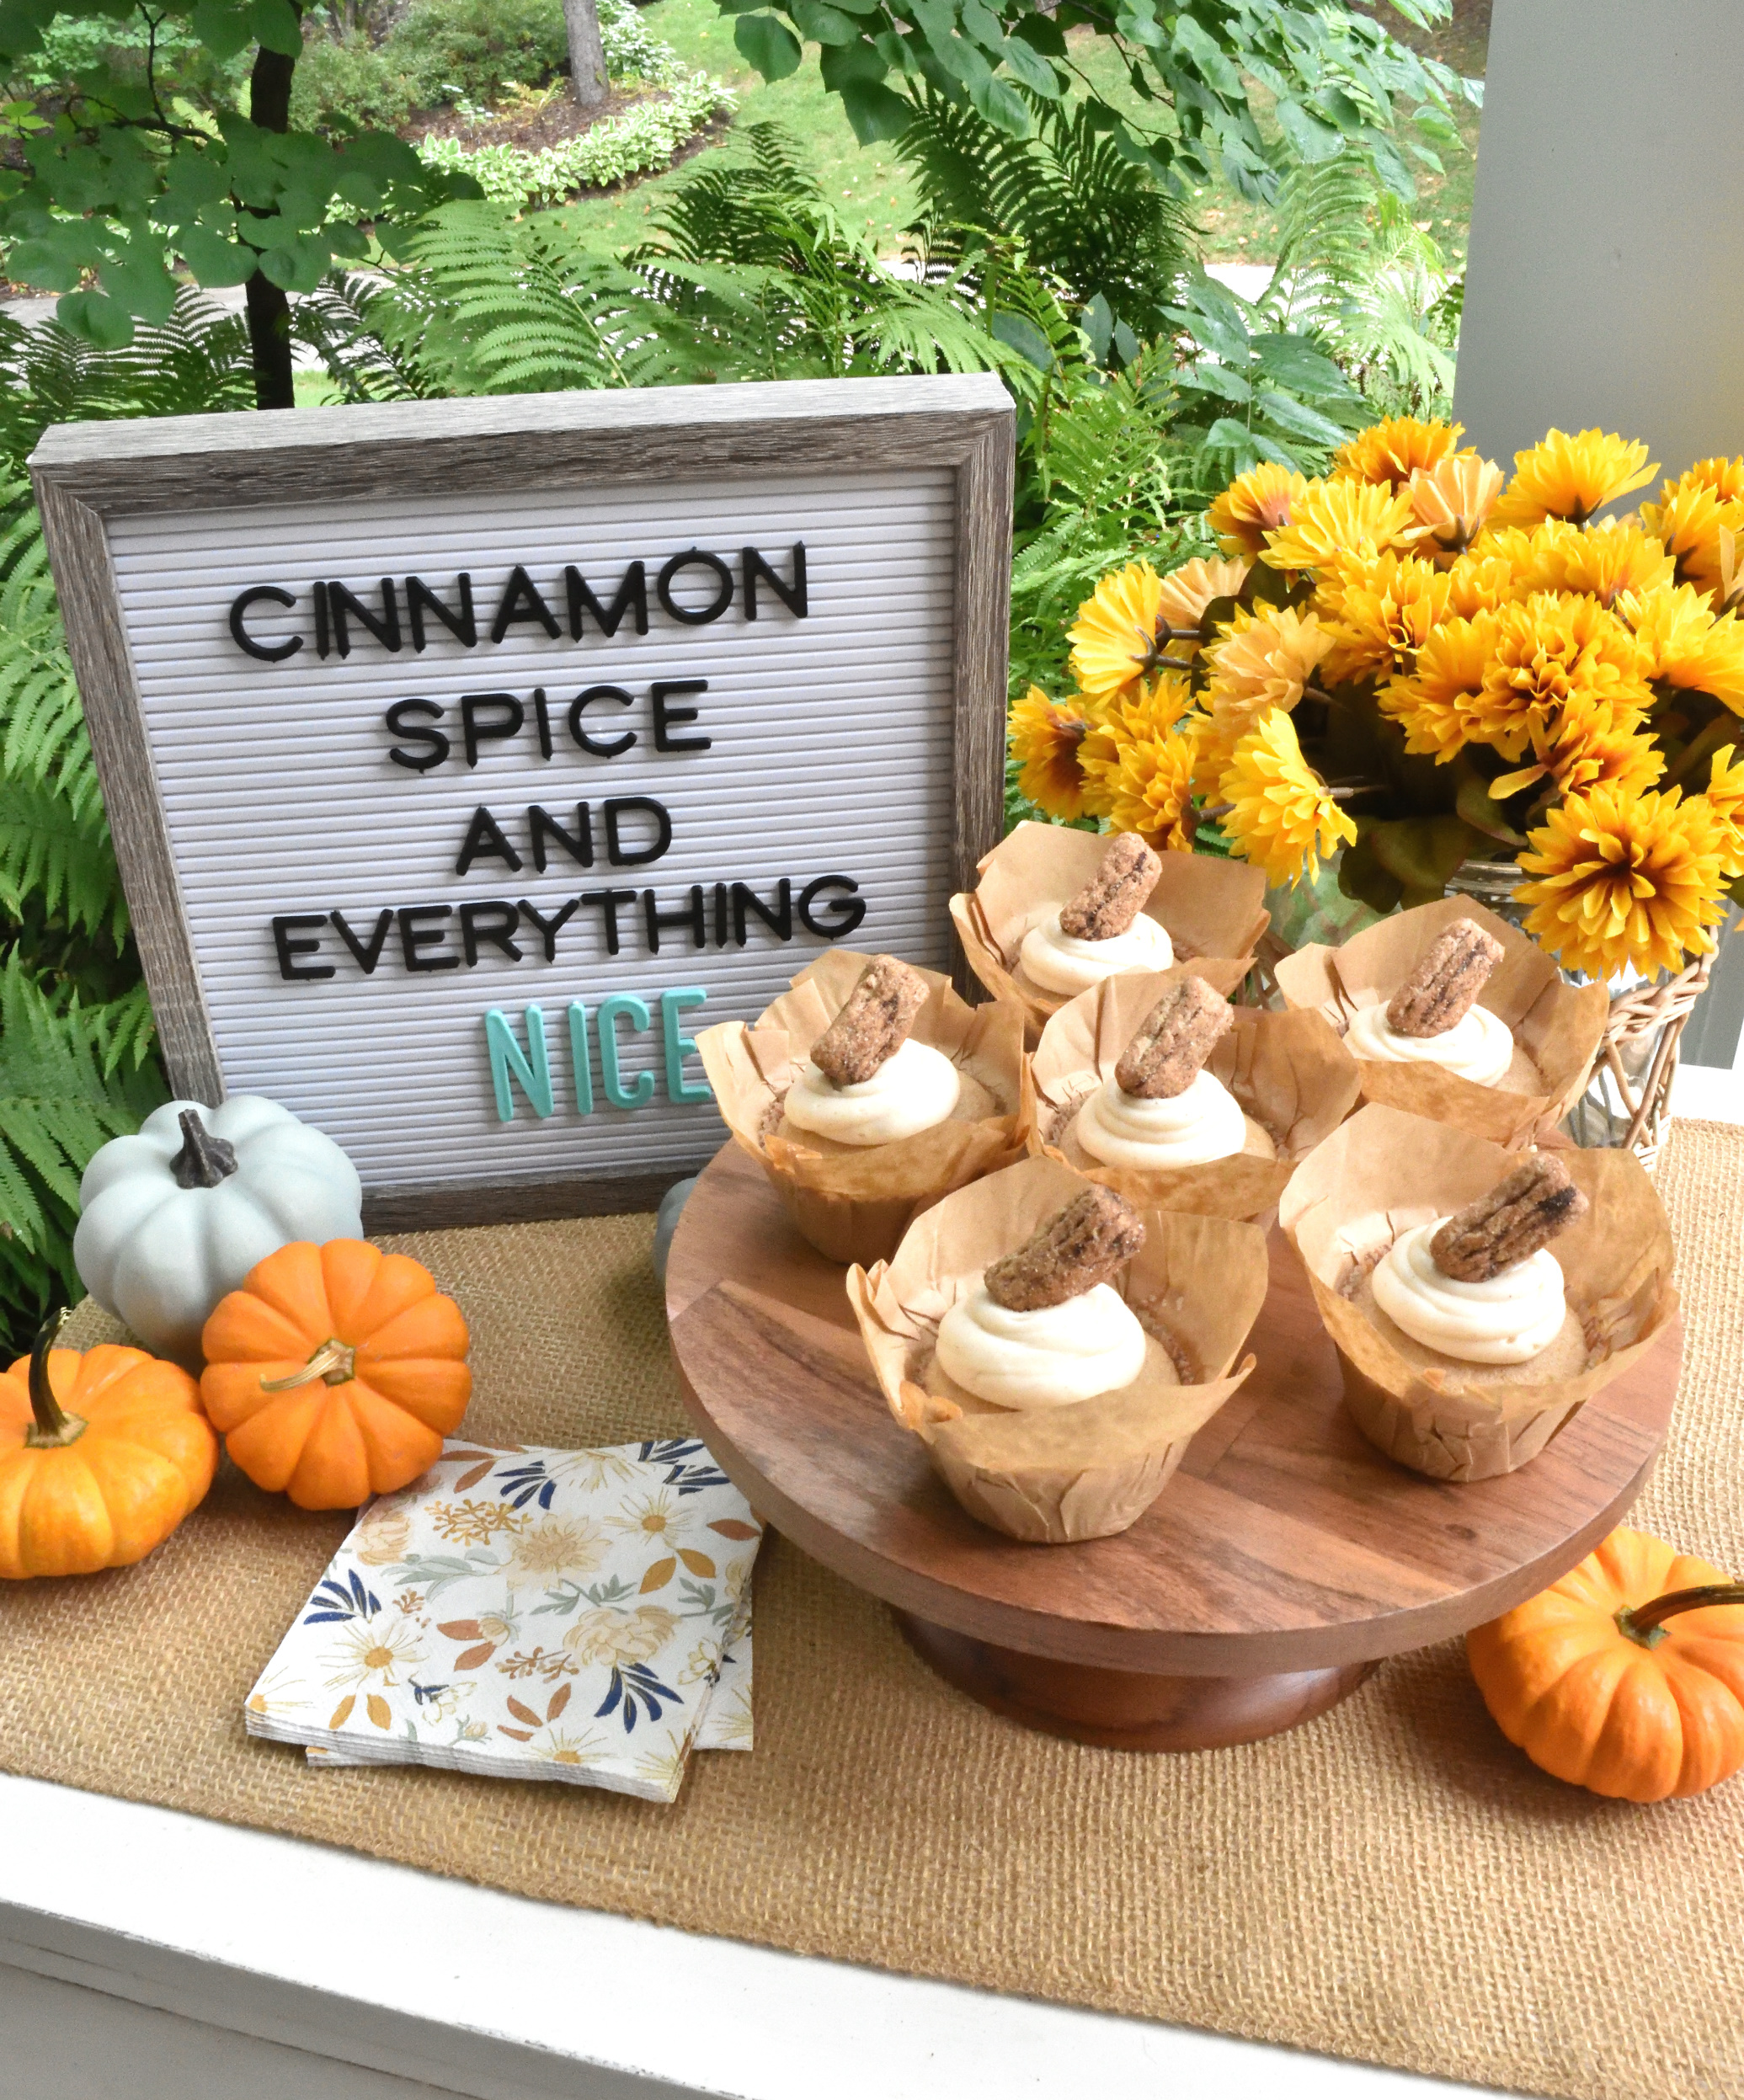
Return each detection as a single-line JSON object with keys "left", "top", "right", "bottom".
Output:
{"left": 1454, "top": 0, "right": 1744, "bottom": 480}
{"left": 1455, "top": 0, "right": 1744, "bottom": 1067}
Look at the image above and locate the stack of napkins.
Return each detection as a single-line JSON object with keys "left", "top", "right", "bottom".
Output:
{"left": 246, "top": 1437, "right": 760, "bottom": 1803}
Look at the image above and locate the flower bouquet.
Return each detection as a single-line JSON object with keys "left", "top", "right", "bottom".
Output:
{"left": 1012, "top": 418, "right": 1744, "bottom": 1156}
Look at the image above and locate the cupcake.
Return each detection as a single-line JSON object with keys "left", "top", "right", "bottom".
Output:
{"left": 1028, "top": 969, "right": 1361, "bottom": 1220}
{"left": 847, "top": 1155, "right": 1266, "bottom": 1543}
{"left": 1273, "top": 897, "right": 1608, "bottom": 1146}
{"left": 1280, "top": 1103, "right": 1678, "bottom": 1481}
{"left": 695, "top": 951, "right": 1028, "bottom": 1266}
{"left": 952, "top": 820, "right": 1268, "bottom": 1043}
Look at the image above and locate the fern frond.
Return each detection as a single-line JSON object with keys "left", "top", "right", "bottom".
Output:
{"left": 0, "top": 955, "right": 166, "bottom": 1349}
{"left": 0, "top": 773, "right": 125, "bottom": 946}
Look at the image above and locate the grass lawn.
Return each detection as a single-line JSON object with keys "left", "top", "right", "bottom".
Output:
{"left": 537, "top": 0, "right": 1488, "bottom": 267}
{"left": 543, "top": 0, "right": 919, "bottom": 253}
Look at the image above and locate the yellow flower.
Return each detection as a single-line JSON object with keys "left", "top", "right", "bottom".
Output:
{"left": 562, "top": 1605, "right": 679, "bottom": 1667}
{"left": 1491, "top": 429, "right": 1658, "bottom": 528}
{"left": 1379, "top": 612, "right": 1496, "bottom": 761}
{"left": 1009, "top": 686, "right": 1096, "bottom": 821}
{"left": 1408, "top": 452, "right": 1505, "bottom": 557}
{"left": 352, "top": 1507, "right": 413, "bottom": 1567}
{"left": 1443, "top": 550, "right": 1518, "bottom": 620}
{"left": 1261, "top": 477, "right": 1420, "bottom": 573}
{"left": 1686, "top": 456, "right": 1744, "bottom": 501}
{"left": 1620, "top": 583, "right": 1744, "bottom": 712}
{"left": 1333, "top": 416, "right": 1466, "bottom": 488}
{"left": 1066, "top": 559, "right": 1186, "bottom": 705}
{"left": 1202, "top": 604, "right": 1332, "bottom": 713}
{"left": 1697, "top": 745, "right": 1744, "bottom": 877}
{"left": 1640, "top": 469, "right": 1744, "bottom": 603}
{"left": 1207, "top": 462, "right": 1308, "bottom": 557}
{"left": 1471, "top": 593, "right": 1651, "bottom": 758}
{"left": 508, "top": 1518, "right": 610, "bottom": 1580}
{"left": 1488, "top": 692, "right": 1663, "bottom": 802}
{"left": 1319, "top": 551, "right": 1451, "bottom": 685}
{"left": 1217, "top": 707, "right": 1357, "bottom": 887}
{"left": 1092, "top": 724, "right": 1202, "bottom": 854}
{"left": 1154, "top": 554, "right": 1251, "bottom": 646}
{"left": 1517, "top": 784, "right": 1730, "bottom": 978}
{"left": 1514, "top": 517, "right": 1675, "bottom": 606}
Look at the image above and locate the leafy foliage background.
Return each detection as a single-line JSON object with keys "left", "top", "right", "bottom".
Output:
{"left": 0, "top": 20, "right": 1462, "bottom": 1354}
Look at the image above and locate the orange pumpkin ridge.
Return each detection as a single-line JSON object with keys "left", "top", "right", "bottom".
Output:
{"left": 0, "top": 1319, "right": 216, "bottom": 1580}
{"left": 1469, "top": 1523, "right": 1744, "bottom": 1803}
{"left": 200, "top": 1239, "right": 472, "bottom": 1510}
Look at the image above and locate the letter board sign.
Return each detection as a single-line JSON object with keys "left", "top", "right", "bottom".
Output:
{"left": 31, "top": 374, "right": 1012, "bottom": 1227}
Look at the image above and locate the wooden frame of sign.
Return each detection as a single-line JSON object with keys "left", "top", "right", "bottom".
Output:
{"left": 31, "top": 373, "right": 1013, "bottom": 1230}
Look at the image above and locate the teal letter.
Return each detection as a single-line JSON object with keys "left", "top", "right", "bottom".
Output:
{"left": 661, "top": 986, "right": 711, "bottom": 1104}
{"left": 567, "top": 1001, "right": 595, "bottom": 1114}
{"left": 597, "top": 993, "right": 655, "bottom": 1109}
{"left": 485, "top": 1005, "right": 554, "bottom": 1121}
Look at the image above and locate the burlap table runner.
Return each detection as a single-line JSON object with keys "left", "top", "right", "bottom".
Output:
{"left": 7, "top": 1122, "right": 1742, "bottom": 2100}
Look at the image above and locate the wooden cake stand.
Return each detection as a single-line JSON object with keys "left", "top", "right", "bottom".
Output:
{"left": 665, "top": 1143, "right": 1684, "bottom": 1751}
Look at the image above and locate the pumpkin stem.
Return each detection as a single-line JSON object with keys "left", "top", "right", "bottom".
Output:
{"left": 170, "top": 1107, "right": 238, "bottom": 1190}
{"left": 1615, "top": 1584, "right": 1744, "bottom": 1648}
{"left": 24, "top": 1308, "right": 88, "bottom": 1448}
{"left": 259, "top": 1338, "right": 356, "bottom": 1392}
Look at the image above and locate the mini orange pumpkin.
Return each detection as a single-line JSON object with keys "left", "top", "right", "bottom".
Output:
{"left": 0, "top": 1314, "right": 217, "bottom": 1578}
{"left": 200, "top": 1239, "right": 472, "bottom": 1510}
{"left": 1468, "top": 1526, "right": 1744, "bottom": 1801}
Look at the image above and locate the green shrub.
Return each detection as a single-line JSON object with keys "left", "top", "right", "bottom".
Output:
{"left": 289, "top": 32, "right": 419, "bottom": 139}
{"left": 383, "top": 0, "right": 571, "bottom": 109}
{"left": 417, "top": 72, "right": 732, "bottom": 209}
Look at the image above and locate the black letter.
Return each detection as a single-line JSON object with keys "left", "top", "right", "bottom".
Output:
{"left": 385, "top": 699, "right": 450, "bottom": 773}
{"left": 643, "top": 884, "right": 707, "bottom": 951}
{"left": 314, "top": 580, "right": 330, "bottom": 658}
{"left": 657, "top": 548, "right": 733, "bottom": 626}
{"left": 456, "top": 804, "right": 524, "bottom": 877}
{"left": 797, "top": 876, "right": 866, "bottom": 941}
{"left": 399, "top": 905, "right": 459, "bottom": 972}
{"left": 744, "top": 543, "right": 808, "bottom": 621}
{"left": 230, "top": 584, "right": 301, "bottom": 663}
{"left": 579, "top": 887, "right": 637, "bottom": 956}
{"left": 605, "top": 796, "right": 671, "bottom": 867}
{"left": 461, "top": 692, "right": 525, "bottom": 766}
{"left": 272, "top": 914, "right": 333, "bottom": 981}
{"left": 407, "top": 573, "right": 477, "bottom": 651}
{"left": 331, "top": 909, "right": 393, "bottom": 974}
{"left": 566, "top": 562, "right": 648, "bottom": 639}
{"left": 529, "top": 803, "right": 593, "bottom": 871}
{"left": 328, "top": 578, "right": 402, "bottom": 656}
{"left": 518, "top": 896, "right": 582, "bottom": 962}
{"left": 460, "top": 901, "right": 523, "bottom": 966}
{"left": 653, "top": 680, "right": 711, "bottom": 754}
{"left": 567, "top": 686, "right": 635, "bottom": 758}
{"left": 490, "top": 564, "right": 561, "bottom": 642}
{"left": 731, "top": 879, "right": 792, "bottom": 946}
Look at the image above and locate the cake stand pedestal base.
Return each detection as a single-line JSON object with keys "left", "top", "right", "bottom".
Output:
{"left": 894, "top": 1613, "right": 1379, "bottom": 1751}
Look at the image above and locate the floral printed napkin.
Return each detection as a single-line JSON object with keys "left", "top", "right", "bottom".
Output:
{"left": 245, "top": 1437, "right": 761, "bottom": 1804}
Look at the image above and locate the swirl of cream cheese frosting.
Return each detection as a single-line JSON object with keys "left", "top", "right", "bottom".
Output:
{"left": 1368, "top": 1220, "right": 1568, "bottom": 1365}
{"left": 781, "top": 1037, "right": 961, "bottom": 1146}
{"left": 1019, "top": 908, "right": 1174, "bottom": 995}
{"left": 1071, "top": 1069, "right": 1247, "bottom": 1170}
{"left": 1344, "top": 1000, "right": 1514, "bottom": 1086}
{"left": 934, "top": 1280, "right": 1149, "bottom": 1408}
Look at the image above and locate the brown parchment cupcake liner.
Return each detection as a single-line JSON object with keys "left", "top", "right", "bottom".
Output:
{"left": 1278, "top": 1103, "right": 1678, "bottom": 1482}
{"left": 695, "top": 951, "right": 1030, "bottom": 1267}
{"left": 1272, "top": 896, "right": 1608, "bottom": 1147}
{"left": 950, "top": 822, "right": 1269, "bottom": 1045}
{"left": 1025, "top": 969, "right": 1362, "bottom": 1221}
{"left": 846, "top": 1154, "right": 1265, "bottom": 1543}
